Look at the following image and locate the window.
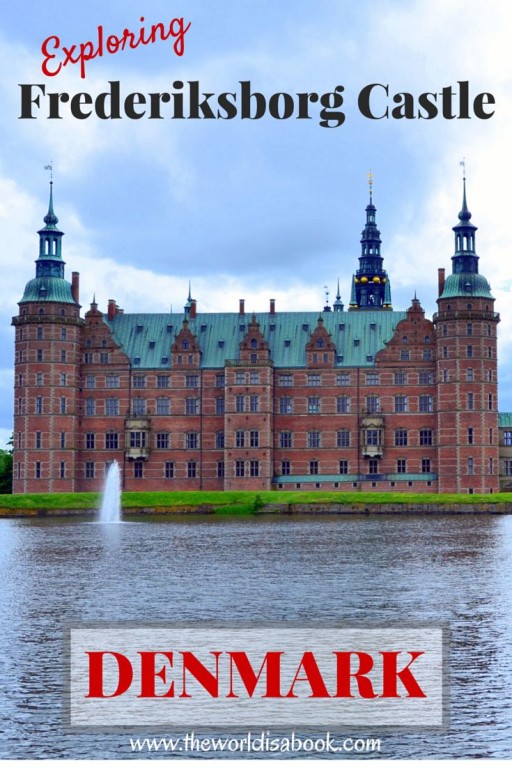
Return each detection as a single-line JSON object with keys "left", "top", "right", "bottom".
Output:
{"left": 187, "top": 461, "right": 197, "bottom": 478}
{"left": 99, "top": 353, "right": 109, "bottom": 364}
{"left": 60, "top": 432, "right": 66, "bottom": 449}
{"left": 60, "top": 373, "right": 67, "bottom": 386}
{"left": 368, "top": 458, "right": 379, "bottom": 474}
{"left": 504, "top": 459, "right": 512, "bottom": 476}
{"left": 366, "top": 395, "right": 380, "bottom": 413}
{"left": 467, "top": 457, "right": 474, "bottom": 475}
{"left": 279, "top": 396, "right": 293, "bottom": 414}
{"left": 400, "top": 349, "right": 410, "bottom": 361}
{"left": 250, "top": 371, "right": 260, "bottom": 385}
{"left": 35, "top": 432, "right": 42, "bottom": 449}
{"left": 339, "top": 460, "right": 348, "bottom": 475}
{"left": 185, "top": 397, "right": 199, "bottom": 415}
{"left": 37, "top": 349, "right": 43, "bottom": 362}
{"left": 488, "top": 369, "right": 493, "bottom": 383}
{"left": 235, "top": 430, "right": 245, "bottom": 448}
{"left": 419, "top": 371, "right": 434, "bottom": 385}
{"left": 488, "top": 393, "right": 493, "bottom": 410}
{"left": 395, "top": 371, "right": 407, "bottom": 385}
{"left": 366, "top": 372, "right": 380, "bottom": 385}
{"left": 133, "top": 398, "right": 146, "bottom": 416}
{"left": 186, "top": 432, "right": 199, "bottom": 449}
{"left": 216, "top": 374, "right": 225, "bottom": 388}
{"left": 397, "top": 459, "right": 407, "bottom": 474}
{"left": 279, "top": 374, "right": 293, "bottom": 386}
{"left": 35, "top": 461, "right": 42, "bottom": 479}
{"left": 395, "top": 429, "right": 408, "bottom": 446}
{"left": 36, "top": 372, "right": 43, "bottom": 386}
{"left": 156, "top": 433, "right": 169, "bottom": 449}
{"left": 419, "top": 395, "right": 433, "bottom": 413}
{"left": 467, "top": 345, "right": 473, "bottom": 358}
{"left": 366, "top": 429, "right": 380, "bottom": 446}
{"left": 59, "top": 462, "right": 65, "bottom": 479}
{"left": 85, "top": 461, "right": 95, "bottom": 479}
{"left": 443, "top": 346, "right": 448, "bottom": 359}
{"left": 84, "top": 353, "right": 93, "bottom": 364}
{"left": 60, "top": 397, "right": 66, "bottom": 415}
{"left": 235, "top": 372, "right": 245, "bottom": 385}
{"left": 504, "top": 431, "right": 512, "bottom": 447}
{"left": 443, "top": 370, "right": 449, "bottom": 383}
{"left": 336, "top": 373, "right": 350, "bottom": 386}
{"left": 308, "top": 396, "right": 321, "bottom": 413}
{"left": 105, "top": 398, "right": 119, "bottom": 416}
{"left": 421, "top": 458, "right": 431, "bottom": 474}
{"left": 216, "top": 397, "right": 225, "bottom": 415}
{"left": 250, "top": 460, "right": 260, "bottom": 477}
{"left": 422, "top": 349, "right": 432, "bottom": 361}
{"left": 86, "top": 433, "right": 95, "bottom": 450}
{"left": 106, "top": 433, "right": 119, "bottom": 450}
{"left": 157, "top": 375, "right": 169, "bottom": 389}
{"left": 85, "top": 398, "right": 95, "bottom": 416}
{"left": 236, "top": 395, "right": 245, "bottom": 413}
{"left": 250, "top": 430, "right": 259, "bottom": 448}
{"left": 60, "top": 350, "right": 66, "bottom": 363}
{"left": 130, "top": 431, "right": 146, "bottom": 448}
{"left": 308, "top": 374, "right": 321, "bottom": 386}
{"left": 250, "top": 395, "right": 259, "bottom": 412}
{"left": 337, "top": 430, "right": 350, "bottom": 448}
{"left": 235, "top": 460, "right": 245, "bottom": 478}
{"left": 468, "top": 427, "right": 474, "bottom": 445}
{"left": 186, "top": 375, "right": 199, "bottom": 388}
{"left": 337, "top": 396, "right": 350, "bottom": 414}
{"left": 134, "top": 461, "right": 143, "bottom": 479}
{"left": 156, "top": 397, "right": 170, "bottom": 416}
{"left": 133, "top": 375, "right": 146, "bottom": 388}
{"left": 216, "top": 431, "right": 225, "bottom": 449}
{"left": 309, "top": 460, "right": 319, "bottom": 475}
{"left": 419, "top": 429, "right": 433, "bottom": 446}
{"left": 281, "top": 460, "right": 291, "bottom": 476}
{"left": 280, "top": 432, "right": 293, "bottom": 448}
{"left": 37, "top": 327, "right": 43, "bottom": 340}
{"left": 394, "top": 395, "right": 408, "bottom": 413}
{"left": 165, "top": 461, "right": 174, "bottom": 479}
{"left": 467, "top": 323, "right": 473, "bottom": 336}
{"left": 308, "top": 431, "right": 321, "bottom": 448}
{"left": 467, "top": 393, "right": 474, "bottom": 410}
{"left": 217, "top": 461, "right": 225, "bottom": 478}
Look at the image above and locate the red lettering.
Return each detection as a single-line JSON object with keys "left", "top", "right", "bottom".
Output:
{"left": 41, "top": 36, "right": 61, "bottom": 77}
{"left": 227, "top": 651, "right": 284, "bottom": 698}
{"left": 285, "top": 651, "right": 331, "bottom": 698}
{"left": 334, "top": 651, "right": 378, "bottom": 698}
{"left": 85, "top": 651, "right": 133, "bottom": 698}
{"left": 138, "top": 651, "right": 175, "bottom": 698}
{"left": 380, "top": 651, "right": 426, "bottom": 698}
{"left": 179, "top": 651, "right": 221, "bottom": 698}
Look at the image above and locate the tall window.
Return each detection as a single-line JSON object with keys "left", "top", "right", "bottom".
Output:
{"left": 156, "top": 433, "right": 169, "bottom": 449}
{"left": 36, "top": 396, "right": 43, "bottom": 415}
{"left": 217, "top": 461, "right": 225, "bottom": 478}
{"left": 366, "top": 395, "right": 380, "bottom": 413}
{"left": 467, "top": 393, "right": 474, "bottom": 410}
{"left": 156, "top": 397, "right": 170, "bottom": 415}
{"left": 216, "top": 432, "right": 225, "bottom": 449}
{"left": 165, "top": 461, "right": 174, "bottom": 479}
{"left": 157, "top": 375, "right": 169, "bottom": 389}
{"left": 504, "top": 459, "right": 512, "bottom": 476}
{"left": 250, "top": 395, "right": 259, "bottom": 412}
{"left": 86, "top": 433, "right": 95, "bottom": 450}
{"left": 60, "top": 397, "right": 66, "bottom": 415}
{"left": 504, "top": 431, "right": 512, "bottom": 447}
{"left": 85, "top": 461, "right": 95, "bottom": 479}
{"left": 419, "top": 429, "right": 433, "bottom": 446}
{"left": 368, "top": 458, "right": 379, "bottom": 474}
{"left": 133, "top": 375, "right": 146, "bottom": 388}
{"left": 105, "top": 398, "right": 119, "bottom": 416}
{"left": 281, "top": 460, "right": 291, "bottom": 476}
{"left": 280, "top": 432, "right": 292, "bottom": 448}
{"left": 186, "top": 375, "right": 199, "bottom": 388}
{"left": 133, "top": 398, "right": 146, "bottom": 416}
{"left": 235, "top": 460, "right": 245, "bottom": 478}
{"left": 337, "top": 430, "right": 350, "bottom": 448}
{"left": 395, "top": 429, "right": 408, "bottom": 446}
{"left": 134, "top": 461, "right": 143, "bottom": 479}
{"left": 235, "top": 430, "right": 245, "bottom": 448}
{"left": 279, "top": 396, "right": 293, "bottom": 414}
{"left": 395, "top": 371, "right": 407, "bottom": 385}
{"left": 467, "top": 427, "right": 474, "bottom": 445}
{"left": 216, "top": 397, "right": 225, "bottom": 415}
{"left": 250, "top": 430, "right": 259, "bottom": 448}
{"left": 35, "top": 432, "right": 42, "bottom": 449}
{"left": 467, "top": 457, "right": 474, "bottom": 475}
{"left": 308, "top": 396, "right": 321, "bottom": 413}
{"left": 185, "top": 397, "right": 199, "bottom": 415}
{"left": 339, "top": 460, "right": 348, "bottom": 475}
{"left": 187, "top": 461, "right": 197, "bottom": 478}
{"left": 337, "top": 396, "right": 350, "bottom": 414}
{"left": 106, "top": 433, "right": 119, "bottom": 450}
{"left": 394, "top": 395, "right": 408, "bottom": 413}
{"left": 235, "top": 395, "right": 245, "bottom": 413}
{"left": 419, "top": 395, "right": 433, "bottom": 413}
{"left": 421, "top": 458, "right": 431, "bottom": 474}
{"left": 419, "top": 371, "right": 434, "bottom": 385}
{"left": 309, "top": 460, "right": 319, "bottom": 475}
{"left": 308, "top": 431, "right": 321, "bottom": 448}
{"left": 397, "top": 459, "right": 407, "bottom": 474}
{"left": 250, "top": 460, "right": 260, "bottom": 477}
{"left": 185, "top": 432, "right": 198, "bottom": 450}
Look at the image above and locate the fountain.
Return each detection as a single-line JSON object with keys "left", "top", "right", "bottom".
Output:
{"left": 98, "top": 460, "right": 122, "bottom": 523}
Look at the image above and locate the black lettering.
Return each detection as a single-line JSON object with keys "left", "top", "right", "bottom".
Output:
{"left": 48, "top": 91, "right": 69, "bottom": 119}
{"left": 188, "top": 81, "right": 215, "bottom": 119}
{"left": 474, "top": 92, "right": 495, "bottom": 119}
{"left": 296, "top": 91, "right": 318, "bottom": 120}
{"left": 268, "top": 92, "right": 295, "bottom": 120}
{"left": 417, "top": 92, "right": 438, "bottom": 119}
{"left": 391, "top": 92, "right": 414, "bottom": 119}
{"left": 358, "top": 83, "right": 388, "bottom": 119}
{"left": 217, "top": 91, "right": 238, "bottom": 119}
{"left": 124, "top": 92, "right": 146, "bottom": 119}
{"left": 441, "top": 86, "right": 456, "bottom": 119}
{"left": 95, "top": 81, "right": 121, "bottom": 119}
{"left": 240, "top": 80, "right": 266, "bottom": 119}
{"left": 149, "top": 92, "right": 171, "bottom": 118}
{"left": 70, "top": 92, "right": 93, "bottom": 119}
{"left": 19, "top": 83, "right": 45, "bottom": 119}
{"left": 319, "top": 86, "right": 345, "bottom": 127}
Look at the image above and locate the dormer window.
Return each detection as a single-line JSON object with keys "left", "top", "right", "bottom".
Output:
{"left": 250, "top": 338, "right": 258, "bottom": 349}
{"left": 182, "top": 339, "right": 189, "bottom": 350}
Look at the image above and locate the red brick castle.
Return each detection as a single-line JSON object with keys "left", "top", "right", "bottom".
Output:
{"left": 12, "top": 178, "right": 512, "bottom": 494}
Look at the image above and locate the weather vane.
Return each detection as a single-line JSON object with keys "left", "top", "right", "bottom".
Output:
{"left": 460, "top": 157, "right": 467, "bottom": 181}
{"left": 368, "top": 168, "right": 374, "bottom": 201}
{"left": 44, "top": 162, "right": 53, "bottom": 181}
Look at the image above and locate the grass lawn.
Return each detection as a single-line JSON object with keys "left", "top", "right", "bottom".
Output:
{"left": 1, "top": 489, "right": 512, "bottom": 512}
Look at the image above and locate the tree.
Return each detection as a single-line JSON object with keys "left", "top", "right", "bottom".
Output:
{"left": 0, "top": 435, "right": 13, "bottom": 494}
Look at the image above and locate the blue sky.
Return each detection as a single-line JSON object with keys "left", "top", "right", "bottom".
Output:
{"left": 1, "top": 0, "right": 512, "bottom": 448}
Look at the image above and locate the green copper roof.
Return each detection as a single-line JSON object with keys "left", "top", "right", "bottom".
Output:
{"left": 105, "top": 310, "right": 407, "bottom": 369}
{"left": 440, "top": 273, "right": 493, "bottom": 300}
{"left": 499, "top": 413, "right": 512, "bottom": 428}
{"left": 19, "top": 277, "right": 76, "bottom": 304}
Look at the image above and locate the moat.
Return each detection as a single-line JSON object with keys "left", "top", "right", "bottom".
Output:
{"left": 1, "top": 514, "right": 511, "bottom": 759}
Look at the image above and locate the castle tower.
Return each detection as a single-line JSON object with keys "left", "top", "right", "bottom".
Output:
{"left": 12, "top": 183, "right": 82, "bottom": 492}
{"left": 434, "top": 175, "right": 500, "bottom": 493}
{"left": 349, "top": 173, "right": 392, "bottom": 310}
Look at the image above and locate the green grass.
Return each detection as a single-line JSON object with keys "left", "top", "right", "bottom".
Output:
{"left": 1, "top": 489, "right": 512, "bottom": 512}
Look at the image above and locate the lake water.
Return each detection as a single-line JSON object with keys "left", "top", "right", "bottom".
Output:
{"left": 0, "top": 513, "right": 511, "bottom": 759}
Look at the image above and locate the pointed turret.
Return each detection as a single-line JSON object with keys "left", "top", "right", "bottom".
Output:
{"left": 333, "top": 279, "right": 344, "bottom": 312}
{"left": 348, "top": 172, "right": 392, "bottom": 310}
{"left": 19, "top": 182, "right": 77, "bottom": 305}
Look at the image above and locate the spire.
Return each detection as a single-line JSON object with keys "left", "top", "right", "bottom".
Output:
{"left": 36, "top": 181, "right": 65, "bottom": 274}
{"left": 43, "top": 181, "right": 59, "bottom": 230}
{"left": 348, "top": 174, "right": 392, "bottom": 311}
{"left": 452, "top": 162, "right": 478, "bottom": 275}
{"left": 333, "top": 278, "right": 344, "bottom": 311}
{"left": 184, "top": 281, "right": 194, "bottom": 314}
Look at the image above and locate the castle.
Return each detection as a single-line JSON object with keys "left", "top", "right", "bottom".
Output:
{"left": 12, "top": 178, "right": 512, "bottom": 494}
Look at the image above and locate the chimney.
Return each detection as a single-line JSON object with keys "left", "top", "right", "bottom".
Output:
{"left": 239, "top": 298, "right": 245, "bottom": 315}
{"left": 270, "top": 298, "right": 276, "bottom": 315}
{"left": 438, "top": 268, "right": 446, "bottom": 297}
{"left": 190, "top": 299, "right": 197, "bottom": 319}
{"left": 108, "top": 299, "right": 116, "bottom": 321}
{"left": 71, "top": 272, "right": 80, "bottom": 304}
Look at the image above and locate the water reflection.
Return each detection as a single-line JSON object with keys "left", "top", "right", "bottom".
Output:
{"left": 0, "top": 514, "right": 511, "bottom": 758}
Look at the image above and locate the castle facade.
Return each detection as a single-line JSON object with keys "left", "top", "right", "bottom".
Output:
{"left": 12, "top": 181, "right": 512, "bottom": 494}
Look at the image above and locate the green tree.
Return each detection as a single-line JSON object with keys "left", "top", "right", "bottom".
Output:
{"left": 0, "top": 435, "right": 13, "bottom": 494}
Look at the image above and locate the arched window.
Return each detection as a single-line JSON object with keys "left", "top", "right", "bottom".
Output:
{"left": 181, "top": 339, "right": 189, "bottom": 350}
{"left": 250, "top": 338, "right": 258, "bottom": 349}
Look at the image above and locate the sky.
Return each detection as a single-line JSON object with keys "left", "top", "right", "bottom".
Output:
{"left": 1, "top": 0, "right": 512, "bottom": 449}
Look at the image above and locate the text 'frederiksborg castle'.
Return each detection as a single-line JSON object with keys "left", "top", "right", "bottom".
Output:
{"left": 12, "top": 178, "right": 512, "bottom": 494}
